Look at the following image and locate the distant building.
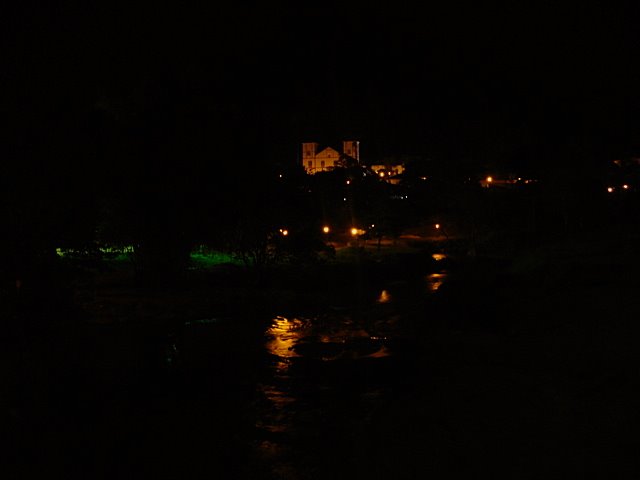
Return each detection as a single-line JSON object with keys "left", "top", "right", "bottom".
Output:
{"left": 302, "top": 140, "right": 360, "bottom": 174}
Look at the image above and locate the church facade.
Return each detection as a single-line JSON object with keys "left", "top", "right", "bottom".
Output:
{"left": 301, "top": 140, "right": 360, "bottom": 174}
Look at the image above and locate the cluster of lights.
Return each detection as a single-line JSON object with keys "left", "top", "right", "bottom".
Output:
{"left": 482, "top": 175, "right": 536, "bottom": 187}
{"left": 607, "top": 184, "right": 630, "bottom": 193}
{"left": 281, "top": 223, "right": 386, "bottom": 237}
{"left": 284, "top": 225, "right": 376, "bottom": 237}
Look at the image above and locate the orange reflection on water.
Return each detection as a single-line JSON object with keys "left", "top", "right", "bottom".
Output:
{"left": 426, "top": 273, "right": 446, "bottom": 292}
{"left": 265, "top": 316, "right": 304, "bottom": 359}
{"left": 377, "top": 289, "right": 391, "bottom": 304}
{"left": 265, "top": 314, "right": 391, "bottom": 363}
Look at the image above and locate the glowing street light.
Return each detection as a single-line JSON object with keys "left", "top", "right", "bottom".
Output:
{"left": 323, "top": 226, "right": 330, "bottom": 234}
{"left": 279, "top": 228, "right": 289, "bottom": 236}
{"left": 350, "top": 227, "right": 359, "bottom": 236}
{"left": 435, "top": 223, "right": 440, "bottom": 229}
{"left": 607, "top": 187, "right": 614, "bottom": 193}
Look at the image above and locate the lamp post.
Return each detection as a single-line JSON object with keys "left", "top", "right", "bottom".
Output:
{"left": 435, "top": 223, "right": 449, "bottom": 240}
{"left": 322, "top": 225, "right": 333, "bottom": 248}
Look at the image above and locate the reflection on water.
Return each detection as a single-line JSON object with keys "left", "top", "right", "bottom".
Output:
{"left": 264, "top": 315, "right": 388, "bottom": 365}
{"left": 264, "top": 268, "right": 450, "bottom": 371}
{"left": 256, "top": 268, "right": 450, "bottom": 477}
{"left": 258, "top": 312, "right": 393, "bottom": 475}
{"left": 264, "top": 269, "right": 451, "bottom": 370}
{"left": 264, "top": 316, "right": 305, "bottom": 359}
{"left": 377, "top": 289, "right": 391, "bottom": 304}
{"left": 426, "top": 272, "right": 446, "bottom": 292}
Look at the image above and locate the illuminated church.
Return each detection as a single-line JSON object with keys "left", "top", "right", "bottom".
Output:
{"left": 301, "top": 140, "right": 360, "bottom": 174}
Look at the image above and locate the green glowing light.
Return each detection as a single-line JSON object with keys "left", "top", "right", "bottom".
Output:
{"left": 55, "top": 245, "right": 239, "bottom": 268}
{"left": 99, "top": 246, "right": 134, "bottom": 254}
{"left": 54, "top": 245, "right": 134, "bottom": 260}
{"left": 190, "top": 251, "right": 241, "bottom": 268}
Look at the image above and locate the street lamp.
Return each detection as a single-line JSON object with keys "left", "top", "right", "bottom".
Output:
{"left": 435, "top": 223, "right": 449, "bottom": 240}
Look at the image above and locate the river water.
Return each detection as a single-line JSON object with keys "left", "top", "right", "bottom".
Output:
{"left": 6, "top": 261, "right": 453, "bottom": 479}
{"left": 15, "top": 255, "right": 628, "bottom": 479}
{"left": 169, "top": 268, "right": 452, "bottom": 479}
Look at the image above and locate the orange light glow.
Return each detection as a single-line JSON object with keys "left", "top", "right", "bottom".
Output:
{"left": 435, "top": 223, "right": 440, "bottom": 229}
{"left": 350, "top": 228, "right": 358, "bottom": 236}
{"left": 426, "top": 273, "right": 446, "bottom": 292}
{"left": 377, "top": 290, "right": 391, "bottom": 304}
{"left": 323, "top": 226, "right": 330, "bottom": 234}
{"left": 607, "top": 187, "right": 614, "bottom": 193}
{"left": 281, "top": 229, "right": 289, "bottom": 236}
{"left": 486, "top": 176, "right": 493, "bottom": 183}
{"left": 623, "top": 184, "right": 629, "bottom": 189}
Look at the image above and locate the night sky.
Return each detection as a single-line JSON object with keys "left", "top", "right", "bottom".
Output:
{"left": 5, "top": 2, "right": 640, "bottom": 176}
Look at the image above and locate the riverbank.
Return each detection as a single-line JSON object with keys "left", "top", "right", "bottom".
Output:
{"left": 56, "top": 237, "right": 451, "bottom": 326}
{"left": 8, "top": 225, "right": 640, "bottom": 330}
